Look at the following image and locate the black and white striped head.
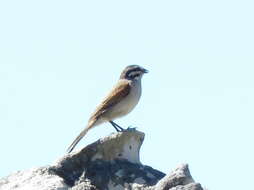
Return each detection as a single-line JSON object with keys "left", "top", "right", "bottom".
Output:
{"left": 120, "top": 65, "right": 148, "bottom": 80}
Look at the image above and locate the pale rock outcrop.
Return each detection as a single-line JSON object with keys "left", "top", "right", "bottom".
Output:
{"left": 0, "top": 129, "right": 203, "bottom": 190}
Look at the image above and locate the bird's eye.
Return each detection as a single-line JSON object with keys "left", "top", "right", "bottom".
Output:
{"left": 127, "top": 71, "right": 142, "bottom": 79}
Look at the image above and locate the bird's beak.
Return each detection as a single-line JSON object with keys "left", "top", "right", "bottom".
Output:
{"left": 143, "top": 68, "right": 149, "bottom": 73}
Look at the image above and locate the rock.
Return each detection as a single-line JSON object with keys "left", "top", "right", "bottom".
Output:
{"left": 0, "top": 129, "right": 204, "bottom": 190}
{"left": 0, "top": 167, "right": 68, "bottom": 190}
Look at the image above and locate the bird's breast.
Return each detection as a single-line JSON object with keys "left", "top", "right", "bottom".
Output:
{"left": 107, "top": 80, "right": 142, "bottom": 119}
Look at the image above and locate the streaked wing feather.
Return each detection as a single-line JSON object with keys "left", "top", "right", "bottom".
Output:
{"left": 91, "top": 80, "right": 131, "bottom": 120}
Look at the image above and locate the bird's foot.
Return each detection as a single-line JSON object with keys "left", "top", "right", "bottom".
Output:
{"left": 126, "top": 126, "right": 137, "bottom": 131}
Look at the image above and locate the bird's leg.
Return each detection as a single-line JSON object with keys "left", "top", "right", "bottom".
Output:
{"left": 111, "top": 121, "right": 125, "bottom": 131}
{"left": 109, "top": 120, "right": 124, "bottom": 132}
{"left": 111, "top": 122, "right": 120, "bottom": 132}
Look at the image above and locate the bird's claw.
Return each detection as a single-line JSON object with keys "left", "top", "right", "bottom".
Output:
{"left": 126, "top": 126, "right": 137, "bottom": 131}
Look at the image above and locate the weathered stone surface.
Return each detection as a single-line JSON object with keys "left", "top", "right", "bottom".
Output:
{"left": 0, "top": 129, "right": 204, "bottom": 190}
{"left": 0, "top": 167, "right": 68, "bottom": 190}
{"left": 152, "top": 164, "right": 202, "bottom": 190}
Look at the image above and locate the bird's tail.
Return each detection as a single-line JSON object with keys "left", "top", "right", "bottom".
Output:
{"left": 66, "top": 127, "right": 90, "bottom": 153}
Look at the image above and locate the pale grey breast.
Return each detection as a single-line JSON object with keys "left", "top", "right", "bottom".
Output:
{"left": 109, "top": 78, "right": 142, "bottom": 119}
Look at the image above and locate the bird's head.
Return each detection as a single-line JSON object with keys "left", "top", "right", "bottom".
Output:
{"left": 120, "top": 65, "right": 148, "bottom": 80}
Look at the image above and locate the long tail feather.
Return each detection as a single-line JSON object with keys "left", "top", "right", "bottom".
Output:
{"left": 67, "top": 127, "right": 89, "bottom": 153}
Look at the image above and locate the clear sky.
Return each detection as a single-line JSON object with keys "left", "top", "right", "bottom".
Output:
{"left": 0, "top": 1, "right": 253, "bottom": 189}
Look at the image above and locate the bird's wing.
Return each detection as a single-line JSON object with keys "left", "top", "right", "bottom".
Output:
{"left": 67, "top": 80, "right": 131, "bottom": 153}
{"left": 90, "top": 80, "right": 131, "bottom": 121}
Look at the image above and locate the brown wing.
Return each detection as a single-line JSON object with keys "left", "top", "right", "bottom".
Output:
{"left": 90, "top": 80, "right": 131, "bottom": 121}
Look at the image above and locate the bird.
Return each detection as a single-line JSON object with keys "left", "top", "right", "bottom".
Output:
{"left": 66, "top": 65, "right": 148, "bottom": 153}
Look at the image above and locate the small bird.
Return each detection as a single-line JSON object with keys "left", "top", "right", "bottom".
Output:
{"left": 67, "top": 65, "right": 148, "bottom": 153}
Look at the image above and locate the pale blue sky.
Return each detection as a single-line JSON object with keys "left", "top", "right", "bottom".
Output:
{"left": 1, "top": 1, "right": 254, "bottom": 189}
